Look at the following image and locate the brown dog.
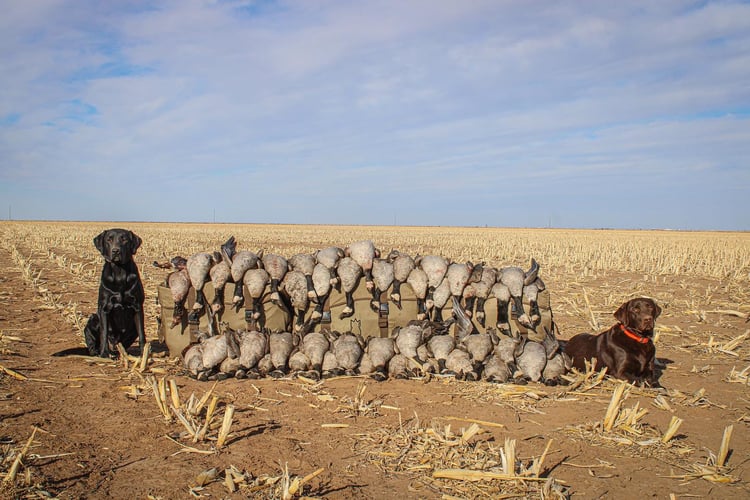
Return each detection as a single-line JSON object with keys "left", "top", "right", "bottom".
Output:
{"left": 564, "top": 297, "right": 661, "bottom": 386}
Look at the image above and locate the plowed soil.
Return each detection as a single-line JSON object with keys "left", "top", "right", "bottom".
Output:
{"left": 0, "top": 240, "right": 748, "bottom": 499}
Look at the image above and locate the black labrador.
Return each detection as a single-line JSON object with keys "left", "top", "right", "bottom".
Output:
{"left": 84, "top": 229, "right": 146, "bottom": 358}
{"left": 564, "top": 297, "right": 661, "bottom": 386}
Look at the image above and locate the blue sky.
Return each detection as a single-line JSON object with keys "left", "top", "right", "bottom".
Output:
{"left": 1, "top": 1, "right": 748, "bottom": 230}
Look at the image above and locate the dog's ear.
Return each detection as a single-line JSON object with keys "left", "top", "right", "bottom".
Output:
{"left": 614, "top": 301, "right": 629, "bottom": 324}
{"left": 93, "top": 230, "right": 108, "bottom": 257}
{"left": 129, "top": 231, "right": 142, "bottom": 255}
{"left": 651, "top": 300, "right": 662, "bottom": 319}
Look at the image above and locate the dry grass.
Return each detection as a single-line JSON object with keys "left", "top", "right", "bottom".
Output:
{"left": 177, "top": 462, "right": 326, "bottom": 498}
{"left": 355, "top": 414, "right": 569, "bottom": 498}
{"left": 1, "top": 221, "right": 748, "bottom": 497}
{"left": 2, "top": 221, "right": 748, "bottom": 279}
{"left": 3, "top": 220, "right": 748, "bottom": 348}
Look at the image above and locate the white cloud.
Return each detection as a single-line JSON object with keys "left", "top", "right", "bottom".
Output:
{"left": 0, "top": 0, "right": 748, "bottom": 229}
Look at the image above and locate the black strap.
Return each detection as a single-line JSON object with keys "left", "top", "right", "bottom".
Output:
{"left": 378, "top": 291, "right": 389, "bottom": 337}
{"left": 186, "top": 287, "right": 200, "bottom": 339}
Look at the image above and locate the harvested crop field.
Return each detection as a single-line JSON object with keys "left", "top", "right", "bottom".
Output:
{"left": 0, "top": 221, "right": 749, "bottom": 499}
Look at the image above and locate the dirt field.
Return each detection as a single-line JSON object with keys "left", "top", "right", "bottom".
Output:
{"left": 0, "top": 223, "right": 749, "bottom": 499}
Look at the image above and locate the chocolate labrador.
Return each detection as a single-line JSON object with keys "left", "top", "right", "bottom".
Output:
{"left": 84, "top": 229, "right": 146, "bottom": 358}
{"left": 564, "top": 297, "right": 661, "bottom": 386}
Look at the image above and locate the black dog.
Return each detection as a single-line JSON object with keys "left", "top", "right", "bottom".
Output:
{"left": 564, "top": 297, "right": 661, "bottom": 386}
{"left": 84, "top": 229, "right": 146, "bottom": 358}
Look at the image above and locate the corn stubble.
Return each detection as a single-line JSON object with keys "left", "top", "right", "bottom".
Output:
{"left": 1, "top": 221, "right": 747, "bottom": 496}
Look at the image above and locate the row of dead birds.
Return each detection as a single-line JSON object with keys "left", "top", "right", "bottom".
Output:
{"left": 182, "top": 295, "right": 572, "bottom": 385}
{"left": 183, "top": 295, "right": 569, "bottom": 384}
{"left": 155, "top": 237, "right": 547, "bottom": 335}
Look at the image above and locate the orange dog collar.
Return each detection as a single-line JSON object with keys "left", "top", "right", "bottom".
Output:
{"left": 620, "top": 323, "right": 651, "bottom": 344}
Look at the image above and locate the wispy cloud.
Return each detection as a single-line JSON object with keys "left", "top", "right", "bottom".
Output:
{"left": 0, "top": 0, "right": 748, "bottom": 229}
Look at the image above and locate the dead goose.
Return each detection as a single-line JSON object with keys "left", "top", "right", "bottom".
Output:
{"left": 445, "top": 262, "right": 480, "bottom": 313}
{"left": 209, "top": 236, "right": 237, "bottom": 312}
{"left": 515, "top": 338, "right": 547, "bottom": 383}
{"left": 257, "top": 353, "right": 274, "bottom": 378}
{"left": 309, "top": 262, "right": 333, "bottom": 322}
{"left": 370, "top": 258, "right": 394, "bottom": 313}
{"left": 464, "top": 266, "right": 497, "bottom": 328}
{"left": 202, "top": 333, "right": 231, "bottom": 376}
{"left": 331, "top": 331, "right": 366, "bottom": 376}
{"left": 321, "top": 350, "right": 339, "bottom": 378}
{"left": 365, "top": 337, "right": 396, "bottom": 381}
{"left": 445, "top": 346, "right": 478, "bottom": 381}
{"left": 230, "top": 249, "right": 263, "bottom": 307}
{"left": 299, "top": 331, "right": 330, "bottom": 379}
{"left": 482, "top": 352, "right": 512, "bottom": 383}
{"left": 416, "top": 255, "right": 449, "bottom": 314}
{"left": 387, "top": 353, "right": 414, "bottom": 379}
{"left": 288, "top": 349, "right": 312, "bottom": 375}
{"left": 406, "top": 267, "right": 429, "bottom": 320}
{"left": 387, "top": 250, "right": 415, "bottom": 309}
{"left": 543, "top": 350, "right": 571, "bottom": 385}
{"left": 416, "top": 343, "right": 433, "bottom": 375}
{"left": 261, "top": 253, "right": 289, "bottom": 305}
{"left": 421, "top": 354, "right": 441, "bottom": 375}
{"left": 392, "top": 323, "right": 427, "bottom": 363}
{"left": 522, "top": 276, "right": 546, "bottom": 327}
{"left": 453, "top": 296, "right": 496, "bottom": 373}
{"left": 314, "top": 246, "right": 345, "bottom": 289}
{"left": 461, "top": 332, "right": 498, "bottom": 376}
{"left": 427, "top": 333, "right": 455, "bottom": 373}
{"left": 268, "top": 331, "right": 297, "bottom": 378}
{"left": 165, "top": 257, "right": 190, "bottom": 327}
{"left": 235, "top": 329, "right": 269, "bottom": 379}
{"left": 497, "top": 259, "right": 540, "bottom": 329}
{"left": 491, "top": 282, "right": 512, "bottom": 332}
{"left": 186, "top": 252, "right": 216, "bottom": 319}
{"left": 281, "top": 270, "right": 310, "bottom": 332}
{"left": 182, "top": 332, "right": 229, "bottom": 381}
{"left": 337, "top": 256, "right": 363, "bottom": 319}
{"left": 346, "top": 240, "right": 378, "bottom": 291}
{"left": 219, "top": 354, "right": 240, "bottom": 379}
{"left": 224, "top": 325, "right": 242, "bottom": 360}
{"left": 431, "top": 277, "right": 452, "bottom": 322}
{"left": 289, "top": 253, "right": 318, "bottom": 302}
{"left": 209, "top": 261, "right": 231, "bottom": 313}
{"left": 494, "top": 328, "right": 524, "bottom": 369}
{"left": 357, "top": 351, "right": 375, "bottom": 376}
{"left": 243, "top": 268, "right": 270, "bottom": 329}
{"left": 540, "top": 326, "right": 568, "bottom": 385}
{"left": 182, "top": 342, "right": 205, "bottom": 379}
